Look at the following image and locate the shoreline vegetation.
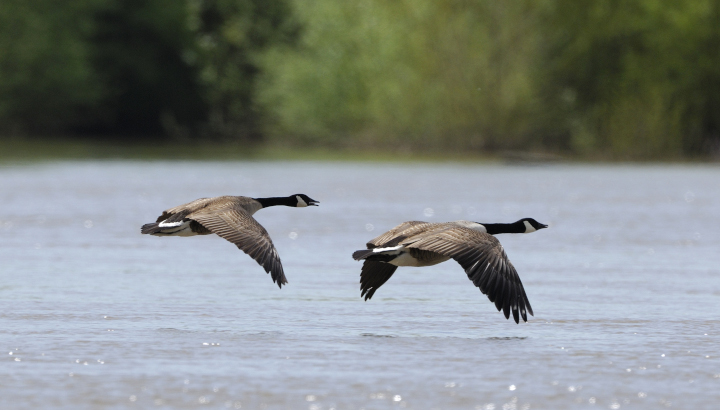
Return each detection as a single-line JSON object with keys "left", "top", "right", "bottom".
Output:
{"left": 1, "top": 137, "right": 716, "bottom": 164}
{"left": 1, "top": 1, "right": 719, "bottom": 160}
{"left": 0, "top": 137, "right": 514, "bottom": 163}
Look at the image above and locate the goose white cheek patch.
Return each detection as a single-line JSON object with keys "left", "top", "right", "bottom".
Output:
{"left": 295, "top": 195, "right": 308, "bottom": 207}
{"left": 159, "top": 221, "right": 183, "bottom": 228}
{"left": 523, "top": 221, "right": 536, "bottom": 233}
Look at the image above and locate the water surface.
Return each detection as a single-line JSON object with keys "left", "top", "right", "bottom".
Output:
{"left": 1, "top": 161, "right": 719, "bottom": 409}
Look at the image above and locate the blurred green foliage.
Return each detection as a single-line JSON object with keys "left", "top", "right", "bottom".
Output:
{"left": 0, "top": 0, "right": 294, "bottom": 140}
{"left": 260, "top": 1, "right": 546, "bottom": 152}
{"left": 0, "top": 0, "right": 718, "bottom": 158}
{"left": 543, "top": 0, "right": 720, "bottom": 157}
{"left": 188, "top": 0, "right": 297, "bottom": 140}
{"left": 90, "top": 0, "right": 206, "bottom": 136}
{"left": 261, "top": 0, "right": 720, "bottom": 158}
{"left": 0, "top": 0, "right": 104, "bottom": 132}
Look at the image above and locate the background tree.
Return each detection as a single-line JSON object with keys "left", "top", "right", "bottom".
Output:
{"left": 0, "top": 0, "right": 296, "bottom": 141}
{"left": 89, "top": 0, "right": 206, "bottom": 138}
{"left": 190, "top": 0, "right": 298, "bottom": 141}
{"left": 0, "top": 0, "right": 104, "bottom": 135}
{"left": 1, "top": 0, "right": 718, "bottom": 158}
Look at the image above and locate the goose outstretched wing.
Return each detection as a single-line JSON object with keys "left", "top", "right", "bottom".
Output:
{"left": 189, "top": 208, "right": 287, "bottom": 288}
{"left": 404, "top": 227, "right": 533, "bottom": 323}
{"left": 359, "top": 261, "right": 398, "bottom": 301}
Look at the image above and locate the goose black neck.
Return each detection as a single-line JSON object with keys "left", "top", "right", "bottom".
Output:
{"left": 481, "top": 221, "right": 525, "bottom": 235}
{"left": 254, "top": 196, "right": 294, "bottom": 208}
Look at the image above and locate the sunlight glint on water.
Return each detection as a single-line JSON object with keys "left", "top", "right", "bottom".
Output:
{"left": 0, "top": 161, "right": 719, "bottom": 409}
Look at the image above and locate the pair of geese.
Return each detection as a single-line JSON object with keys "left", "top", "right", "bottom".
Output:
{"left": 142, "top": 194, "right": 547, "bottom": 324}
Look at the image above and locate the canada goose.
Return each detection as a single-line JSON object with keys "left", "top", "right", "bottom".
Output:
{"left": 141, "top": 194, "right": 319, "bottom": 288}
{"left": 352, "top": 218, "right": 547, "bottom": 323}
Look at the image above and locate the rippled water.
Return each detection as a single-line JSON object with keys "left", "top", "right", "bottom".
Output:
{"left": 1, "top": 161, "right": 719, "bottom": 409}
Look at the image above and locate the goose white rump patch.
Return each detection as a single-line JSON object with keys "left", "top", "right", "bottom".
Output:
{"left": 373, "top": 245, "right": 404, "bottom": 254}
{"left": 158, "top": 221, "right": 183, "bottom": 228}
{"left": 156, "top": 220, "right": 197, "bottom": 237}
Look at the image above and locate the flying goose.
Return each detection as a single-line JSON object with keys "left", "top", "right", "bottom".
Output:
{"left": 141, "top": 194, "right": 319, "bottom": 288}
{"left": 352, "top": 218, "right": 547, "bottom": 323}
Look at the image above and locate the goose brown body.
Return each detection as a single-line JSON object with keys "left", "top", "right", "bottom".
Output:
{"left": 353, "top": 218, "right": 546, "bottom": 323}
{"left": 141, "top": 194, "right": 318, "bottom": 288}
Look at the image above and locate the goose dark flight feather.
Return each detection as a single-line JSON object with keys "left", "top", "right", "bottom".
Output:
{"left": 141, "top": 194, "right": 318, "bottom": 288}
{"left": 352, "top": 218, "right": 547, "bottom": 323}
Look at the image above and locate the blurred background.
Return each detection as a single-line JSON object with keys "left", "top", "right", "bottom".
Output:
{"left": 1, "top": 0, "right": 719, "bottom": 160}
{"left": 3, "top": 2, "right": 720, "bottom": 408}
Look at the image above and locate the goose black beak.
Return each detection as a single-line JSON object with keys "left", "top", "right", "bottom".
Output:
{"left": 539, "top": 223, "right": 548, "bottom": 229}
{"left": 307, "top": 198, "right": 320, "bottom": 206}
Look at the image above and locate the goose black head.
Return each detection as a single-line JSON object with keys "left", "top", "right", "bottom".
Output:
{"left": 518, "top": 218, "right": 547, "bottom": 233}
{"left": 293, "top": 194, "right": 319, "bottom": 207}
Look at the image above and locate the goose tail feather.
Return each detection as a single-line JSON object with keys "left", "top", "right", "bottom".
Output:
{"left": 141, "top": 223, "right": 162, "bottom": 235}
{"left": 353, "top": 249, "right": 375, "bottom": 260}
